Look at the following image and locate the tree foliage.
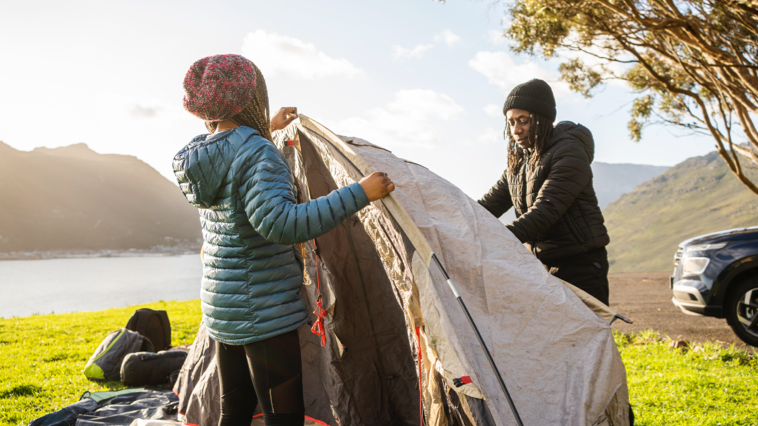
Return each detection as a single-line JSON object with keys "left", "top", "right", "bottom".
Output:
{"left": 504, "top": 0, "right": 758, "bottom": 195}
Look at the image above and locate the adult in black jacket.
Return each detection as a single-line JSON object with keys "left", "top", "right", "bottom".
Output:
{"left": 479, "top": 79, "right": 611, "bottom": 305}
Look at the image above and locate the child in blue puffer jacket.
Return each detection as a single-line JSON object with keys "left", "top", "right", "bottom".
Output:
{"left": 174, "top": 54, "right": 394, "bottom": 426}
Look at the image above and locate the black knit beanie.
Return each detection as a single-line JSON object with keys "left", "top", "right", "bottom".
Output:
{"left": 502, "top": 79, "right": 556, "bottom": 121}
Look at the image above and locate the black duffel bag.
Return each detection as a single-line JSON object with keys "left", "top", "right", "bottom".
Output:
{"left": 120, "top": 350, "right": 188, "bottom": 386}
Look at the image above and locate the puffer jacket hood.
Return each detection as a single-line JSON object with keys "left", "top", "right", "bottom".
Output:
{"left": 550, "top": 121, "right": 594, "bottom": 163}
{"left": 173, "top": 131, "right": 242, "bottom": 208}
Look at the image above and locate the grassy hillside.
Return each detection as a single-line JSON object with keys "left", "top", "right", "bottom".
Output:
{"left": 0, "top": 142, "right": 201, "bottom": 252}
{"left": 605, "top": 151, "right": 758, "bottom": 272}
{"left": 592, "top": 162, "right": 669, "bottom": 209}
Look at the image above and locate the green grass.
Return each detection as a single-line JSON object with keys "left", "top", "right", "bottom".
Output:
{"left": 0, "top": 300, "right": 201, "bottom": 425}
{"left": 617, "top": 331, "right": 758, "bottom": 425}
{"left": 1, "top": 302, "right": 757, "bottom": 425}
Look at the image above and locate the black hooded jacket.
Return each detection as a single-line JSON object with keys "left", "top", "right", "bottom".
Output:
{"left": 478, "top": 121, "right": 610, "bottom": 264}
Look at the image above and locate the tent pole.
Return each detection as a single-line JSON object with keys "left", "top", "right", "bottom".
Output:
{"left": 431, "top": 254, "right": 524, "bottom": 426}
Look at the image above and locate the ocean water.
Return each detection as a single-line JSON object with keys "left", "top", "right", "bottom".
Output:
{"left": 0, "top": 254, "right": 203, "bottom": 318}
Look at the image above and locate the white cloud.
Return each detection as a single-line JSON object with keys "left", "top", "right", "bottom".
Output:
{"left": 468, "top": 51, "right": 571, "bottom": 96}
{"left": 484, "top": 103, "right": 503, "bottom": 117}
{"left": 435, "top": 29, "right": 461, "bottom": 46}
{"left": 130, "top": 105, "right": 159, "bottom": 118}
{"left": 554, "top": 33, "right": 630, "bottom": 87}
{"left": 241, "top": 30, "right": 364, "bottom": 80}
{"left": 99, "top": 92, "right": 189, "bottom": 121}
{"left": 392, "top": 44, "right": 434, "bottom": 60}
{"left": 392, "top": 29, "right": 460, "bottom": 61}
{"left": 477, "top": 128, "right": 503, "bottom": 145}
{"left": 127, "top": 98, "right": 186, "bottom": 119}
{"left": 487, "top": 30, "right": 507, "bottom": 46}
{"left": 334, "top": 89, "right": 465, "bottom": 148}
{"left": 463, "top": 127, "right": 504, "bottom": 147}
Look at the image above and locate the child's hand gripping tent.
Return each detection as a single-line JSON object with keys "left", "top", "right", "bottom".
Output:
{"left": 174, "top": 116, "right": 632, "bottom": 426}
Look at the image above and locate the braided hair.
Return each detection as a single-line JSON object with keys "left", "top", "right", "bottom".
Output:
{"left": 505, "top": 112, "right": 554, "bottom": 174}
{"left": 205, "top": 62, "right": 272, "bottom": 142}
{"left": 205, "top": 63, "right": 311, "bottom": 272}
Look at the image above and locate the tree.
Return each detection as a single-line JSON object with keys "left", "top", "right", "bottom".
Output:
{"left": 502, "top": 0, "right": 758, "bottom": 195}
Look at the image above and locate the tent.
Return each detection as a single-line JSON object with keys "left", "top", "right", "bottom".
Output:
{"left": 174, "top": 116, "right": 631, "bottom": 426}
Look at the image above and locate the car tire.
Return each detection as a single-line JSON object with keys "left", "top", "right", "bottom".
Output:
{"left": 725, "top": 277, "right": 758, "bottom": 347}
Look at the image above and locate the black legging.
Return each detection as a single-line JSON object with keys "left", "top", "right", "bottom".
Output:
{"left": 214, "top": 330, "right": 305, "bottom": 426}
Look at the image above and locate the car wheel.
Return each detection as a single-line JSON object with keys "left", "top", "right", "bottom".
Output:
{"left": 725, "top": 278, "right": 758, "bottom": 347}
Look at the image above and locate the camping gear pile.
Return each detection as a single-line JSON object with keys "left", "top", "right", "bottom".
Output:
{"left": 29, "top": 310, "right": 188, "bottom": 426}
{"left": 83, "top": 309, "right": 187, "bottom": 386}
{"left": 172, "top": 117, "right": 632, "bottom": 426}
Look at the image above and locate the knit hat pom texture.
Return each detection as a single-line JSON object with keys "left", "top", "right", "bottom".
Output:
{"left": 502, "top": 78, "right": 556, "bottom": 122}
{"left": 183, "top": 54, "right": 257, "bottom": 122}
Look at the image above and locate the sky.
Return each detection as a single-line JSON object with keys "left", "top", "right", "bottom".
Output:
{"left": 0, "top": 0, "right": 717, "bottom": 198}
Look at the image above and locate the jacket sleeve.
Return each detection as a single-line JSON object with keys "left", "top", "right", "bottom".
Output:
{"left": 478, "top": 170, "right": 513, "bottom": 218}
{"left": 506, "top": 143, "right": 591, "bottom": 243}
{"left": 238, "top": 143, "right": 370, "bottom": 245}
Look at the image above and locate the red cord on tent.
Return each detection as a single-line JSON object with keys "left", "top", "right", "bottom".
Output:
{"left": 415, "top": 326, "right": 423, "bottom": 426}
{"left": 310, "top": 240, "right": 327, "bottom": 347}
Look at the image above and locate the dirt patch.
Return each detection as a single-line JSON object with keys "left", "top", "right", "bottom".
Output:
{"left": 609, "top": 272, "right": 753, "bottom": 350}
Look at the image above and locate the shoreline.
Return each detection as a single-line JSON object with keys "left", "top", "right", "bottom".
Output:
{"left": 0, "top": 245, "right": 202, "bottom": 261}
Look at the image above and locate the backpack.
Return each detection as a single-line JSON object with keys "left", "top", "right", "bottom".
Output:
{"left": 83, "top": 328, "right": 154, "bottom": 381}
{"left": 126, "top": 308, "right": 171, "bottom": 351}
{"left": 120, "top": 350, "right": 188, "bottom": 386}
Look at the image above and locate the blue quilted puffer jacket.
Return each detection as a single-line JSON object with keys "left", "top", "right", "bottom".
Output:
{"left": 173, "top": 126, "right": 369, "bottom": 345}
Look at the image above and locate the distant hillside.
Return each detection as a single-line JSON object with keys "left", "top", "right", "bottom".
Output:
{"left": 592, "top": 162, "right": 669, "bottom": 209}
{"left": 605, "top": 151, "right": 758, "bottom": 272}
{"left": 0, "top": 142, "right": 201, "bottom": 252}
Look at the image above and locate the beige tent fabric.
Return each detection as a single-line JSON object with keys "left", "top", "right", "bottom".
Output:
{"left": 297, "top": 116, "right": 630, "bottom": 426}
{"left": 175, "top": 118, "right": 630, "bottom": 426}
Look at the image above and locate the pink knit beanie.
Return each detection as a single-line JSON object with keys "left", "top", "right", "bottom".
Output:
{"left": 182, "top": 54, "right": 257, "bottom": 122}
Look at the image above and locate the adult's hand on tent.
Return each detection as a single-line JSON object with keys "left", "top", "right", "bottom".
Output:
{"left": 270, "top": 107, "right": 298, "bottom": 132}
{"left": 359, "top": 172, "right": 395, "bottom": 202}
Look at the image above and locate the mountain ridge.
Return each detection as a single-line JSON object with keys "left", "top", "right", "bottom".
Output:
{"left": 32, "top": 142, "right": 103, "bottom": 159}
{"left": 592, "top": 162, "right": 670, "bottom": 209}
{"left": 0, "top": 142, "right": 201, "bottom": 253}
